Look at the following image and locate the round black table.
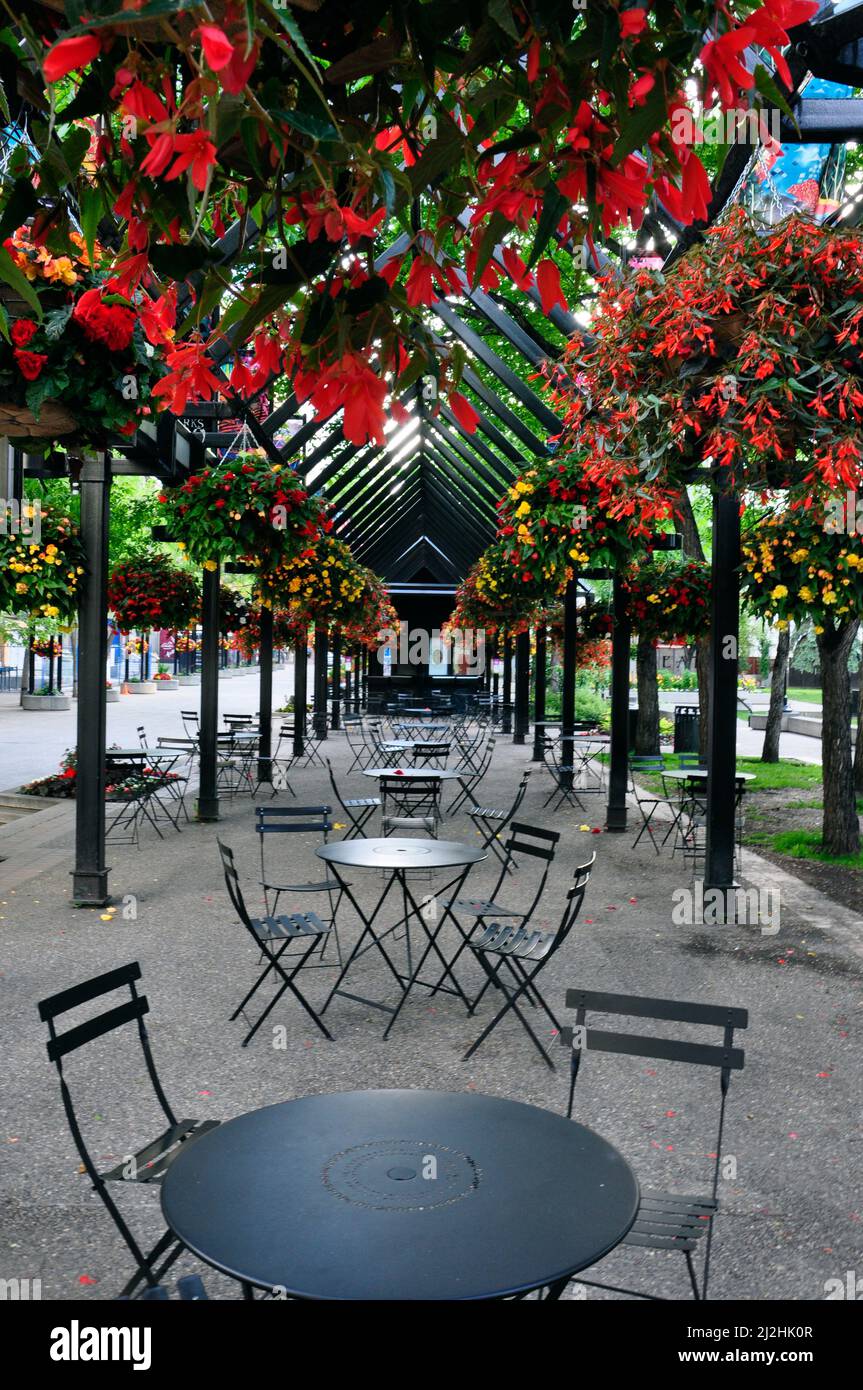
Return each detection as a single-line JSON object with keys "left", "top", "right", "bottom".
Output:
{"left": 317, "top": 839, "right": 486, "bottom": 1031}
{"left": 161, "top": 1089, "right": 639, "bottom": 1300}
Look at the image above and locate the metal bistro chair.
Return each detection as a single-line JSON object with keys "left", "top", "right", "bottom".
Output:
{"left": 218, "top": 840, "right": 334, "bottom": 1046}
{"left": 137, "top": 726, "right": 190, "bottom": 827}
{"left": 326, "top": 758, "right": 380, "bottom": 839}
{"left": 180, "top": 710, "right": 200, "bottom": 744}
{"left": 463, "top": 856, "right": 596, "bottom": 1069}
{"left": 343, "top": 715, "right": 374, "bottom": 773}
{"left": 38, "top": 962, "right": 221, "bottom": 1298}
{"left": 380, "top": 775, "right": 440, "bottom": 837}
{"left": 255, "top": 805, "right": 344, "bottom": 966}
{"left": 541, "top": 735, "right": 586, "bottom": 813}
{"left": 467, "top": 769, "right": 531, "bottom": 870}
{"left": 630, "top": 755, "right": 676, "bottom": 854}
{"left": 412, "top": 739, "right": 451, "bottom": 769}
{"left": 560, "top": 989, "right": 747, "bottom": 1301}
{"left": 448, "top": 734, "right": 496, "bottom": 816}
{"left": 442, "top": 821, "right": 560, "bottom": 987}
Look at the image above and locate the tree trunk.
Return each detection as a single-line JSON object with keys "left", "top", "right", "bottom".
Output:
{"left": 854, "top": 693, "right": 863, "bottom": 795}
{"left": 817, "top": 621, "right": 860, "bottom": 856}
{"left": 762, "top": 626, "right": 790, "bottom": 763}
{"left": 635, "top": 632, "right": 660, "bottom": 754}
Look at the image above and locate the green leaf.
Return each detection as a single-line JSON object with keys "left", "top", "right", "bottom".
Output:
{"left": 377, "top": 167, "right": 396, "bottom": 216}
{"left": 0, "top": 177, "right": 39, "bottom": 241}
{"left": 612, "top": 79, "right": 669, "bottom": 165}
{"left": 0, "top": 246, "right": 42, "bottom": 318}
{"left": 488, "top": 0, "right": 520, "bottom": 42}
{"left": 472, "top": 210, "right": 510, "bottom": 287}
{"left": 25, "top": 374, "right": 57, "bottom": 420}
{"left": 753, "top": 67, "right": 794, "bottom": 122}
{"left": 264, "top": 1, "right": 316, "bottom": 65}
{"left": 272, "top": 107, "right": 340, "bottom": 143}
{"left": 43, "top": 306, "right": 73, "bottom": 341}
{"left": 0, "top": 301, "right": 8, "bottom": 344}
{"left": 528, "top": 184, "right": 568, "bottom": 268}
{"left": 79, "top": 183, "right": 102, "bottom": 271}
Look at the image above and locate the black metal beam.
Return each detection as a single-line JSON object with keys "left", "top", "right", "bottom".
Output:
{"left": 605, "top": 575, "right": 631, "bottom": 832}
{"left": 197, "top": 560, "right": 221, "bottom": 821}
{"left": 71, "top": 453, "right": 111, "bottom": 907}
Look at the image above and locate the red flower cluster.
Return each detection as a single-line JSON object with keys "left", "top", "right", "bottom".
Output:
{"left": 14, "top": 349, "right": 47, "bottom": 381}
{"left": 108, "top": 554, "right": 200, "bottom": 633}
{"left": 11, "top": 319, "right": 38, "bottom": 347}
{"left": 72, "top": 286, "right": 136, "bottom": 352}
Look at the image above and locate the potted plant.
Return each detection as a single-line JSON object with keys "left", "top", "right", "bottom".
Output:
{"left": 22, "top": 684, "right": 71, "bottom": 711}
{"left": 153, "top": 663, "right": 178, "bottom": 691}
{"left": 105, "top": 679, "right": 120, "bottom": 704}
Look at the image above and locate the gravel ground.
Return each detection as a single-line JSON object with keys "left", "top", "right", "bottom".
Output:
{"left": 1, "top": 730, "right": 861, "bottom": 1302}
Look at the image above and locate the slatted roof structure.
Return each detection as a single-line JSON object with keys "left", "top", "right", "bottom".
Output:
{"left": 18, "top": 2, "right": 863, "bottom": 587}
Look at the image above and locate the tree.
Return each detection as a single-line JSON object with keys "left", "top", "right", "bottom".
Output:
{"left": 741, "top": 501, "right": 862, "bottom": 855}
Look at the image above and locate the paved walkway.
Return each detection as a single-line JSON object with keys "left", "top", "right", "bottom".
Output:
{"left": 0, "top": 726, "right": 859, "bottom": 1301}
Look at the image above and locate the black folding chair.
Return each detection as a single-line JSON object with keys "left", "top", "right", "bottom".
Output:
{"left": 560, "top": 989, "right": 748, "bottom": 1300}
{"left": 541, "top": 736, "right": 586, "bottom": 812}
{"left": 630, "top": 755, "right": 675, "bottom": 853}
{"left": 343, "top": 716, "right": 373, "bottom": 774}
{"left": 38, "top": 962, "right": 221, "bottom": 1298}
{"left": 379, "top": 775, "right": 440, "bottom": 837}
{"left": 255, "top": 805, "right": 344, "bottom": 965}
{"left": 447, "top": 734, "right": 496, "bottom": 815}
{"left": 326, "top": 758, "right": 380, "bottom": 839}
{"left": 463, "top": 855, "right": 595, "bottom": 1068}
{"left": 446, "top": 821, "right": 560, "bottom": 928}
{"left": 412, "top": 740, "right": 451, "bottom": 768}
{"left": 218, "top": 840, "right": 334, "bottom": 1045}
{"left": 180, "top": 709, "right": 200, "bottom": 743}
{"left": 138, "top": 725, "right": 190, "bottom": 826}
{"left": 467, "top": 770, "right": 531, "bottom": 870}
{"left": 120, "top": 1274, "right": 209, "bottom": 1301}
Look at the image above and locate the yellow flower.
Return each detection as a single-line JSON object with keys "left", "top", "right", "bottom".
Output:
{"left": 770, "top": 585, "right": 788, "bottom": 600}
{"left": 646, "top": 593, "right": 660, "bottom": 604}
{"left": 203, "top": 559, "right": 218, "bottom": 571}
{"left": 514, "top": 501, "right": 531, "bottom": 518}
{"left": 798, "top": 586, "right": 814, "bottom": 603}
{"left": 814, "top": 625, "right": 824, "bottom": 634}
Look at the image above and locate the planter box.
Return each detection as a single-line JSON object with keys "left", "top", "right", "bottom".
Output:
{"left": 105, "top": 688, "right": 120, "bottom": 703}
{"left": 127, "top": 681, "right": 157, "bottom": 695}
{"left": 22, "top": 693, "right": 71, "bottom": 711}
{"left": 154, "top": 678, "right": 179, "bottom": 691}
{"left": 177, "top": 674, "right": 200, "bottom": 686}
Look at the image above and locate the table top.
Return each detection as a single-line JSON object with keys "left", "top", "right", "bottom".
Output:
{"left": 161, "top": 1089, "right": 639, "bottom": 1301}
{"left": 106, "top": 747, "right": 178, "bottom": 760}
{"left": 318, "top": 837, "right": 485, "bottom": 870}
{"left": 363, "top": 766, "right": 460, "bottom": 780}
{"left": 662, "top": 767, "right": 755, "bottom": 781}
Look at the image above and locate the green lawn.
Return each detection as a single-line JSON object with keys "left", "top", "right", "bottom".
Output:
{"left": 748, "top": 829, "right": 863, "bottom": 870}
{"left": 787, "top": 687, "right": 823, "bottom": 705}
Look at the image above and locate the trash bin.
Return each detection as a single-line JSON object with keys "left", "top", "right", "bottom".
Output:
{"left": 674, "top": 704, "right": 700, "bottom": 753}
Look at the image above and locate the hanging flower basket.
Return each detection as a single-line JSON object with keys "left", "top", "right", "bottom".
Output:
{"left": 268, "top": 535, "right": 367, "bottom": 627}
{"left": 108, "top": 554, "right": 199, "bottom": 633}
{"left": 159, "top": 450, "right": 326, "bottom": 576}
{"left": 0, "top": 502, "right": 86, "bottom": 621}
{"left": 0, "top": 228, "right": 166, "bottom": 449}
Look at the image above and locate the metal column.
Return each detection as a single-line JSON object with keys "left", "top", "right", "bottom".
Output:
{"left": 705, "top": 484, "right": 741, "bottom": 904}
{"left": 257, "top": 604, "right": 273, "bottom": 785}
{"left": 605, "top": 574, "right": 631, "bottom": 832}
{"left": 532, "top": 621, "right": 547, "bottom": 761}
{"left": 331, "top": 627, "right": 341, "bottom": 730}
{"left": 293, "top": 635, "right": 307, "bottom": 758}
{"left": 561, "top": 577, "right": 577, "bottom": 791}
{"left": 196, "top": 562, "right": 220, "bottom": 821}
{"left": 313, "top": 626, "right": 328, "bottom": 738}
{"left": 72, "top": 453, "right": 111, "bottom": 906}
{"left": 513, "top": 630, "right": 530, "bottom": 745}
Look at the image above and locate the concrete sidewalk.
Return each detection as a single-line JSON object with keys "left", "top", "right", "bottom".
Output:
{"left": 0, "top": 728, "right": 859, "bottom": 1301}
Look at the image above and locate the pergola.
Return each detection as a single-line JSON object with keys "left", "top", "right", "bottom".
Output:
{"left": 10, "top": 0, "right": 863, "bottom": 910}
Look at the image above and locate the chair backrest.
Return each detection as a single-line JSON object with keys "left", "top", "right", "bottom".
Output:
{"left": 181, "top": 710, "right": 199, "bottom": 740}
{"left": 504, "top": 820, "right": 560, "bottom": 861}
{"left": 217, "top": 837, "right": 255, "bottom": 931}
{"left": 137, "top": 725, "right": 148, "bottom": 749}
{"left": 379, "top": 776, "right": 440, "bottom": 811}
{"left": 224, "top": 713, "right": 253, "bottom": 727}
{"left": 631, "top": 755, "right": 665, "bottom": 771}
{"left": 560, "top": 988, "right": 748, "bottom": 1199}
{"left": 552, "top": 853, "right": 597, "bottom": 947}
{"left": 38, "top": 961, "right": 178, "bottom": 1147}
{"left": 255, "top": 805, "right": 332, "bottom": 837}
{"left": 325, "top": 759, "right": 348, "bottom": 813}
{"left": 677, "top": 752, "right": 702, "bottom": 768}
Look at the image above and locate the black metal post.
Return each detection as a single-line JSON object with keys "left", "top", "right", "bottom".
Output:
{"left": 532, "top": 621, "right": 547, "bottom": 761}
{"left": 361, "top": 646, "right": 368, "bottom": 709}
{"left": 196, "top": 562, "right": 220, "bottom": 821}
{"left": 606, "top": 573, "right": 631, "bottom": 832}
{"left": 257, "top": 604, "right": 274, "bottom": 785}
{"left": 561, "top": 576, "right": 577, "bottom": 791}
{"left": 502, "top": 637, "right": 513, "bottom": 733}
{"left": 331, "top": 627, "right": 341, "bottom": 730}
{"left": 514, "top": 630, "right": 530, "bottom": 745}
{"left": 313, "top": 626, "right": 328, "bottom": 738}
{"left": 72, "top": 453, "right": 111, "bottom": 906}
{"left": 490, "top": 633, "right": 500, "bottom": 716}
{"left": 344, "top": 648, "right": 353, "bottom": 712}
{"left": 705, "top": 483, "right": 741, "bottom": 906}
{"left": 293, "top": 636, "right": 307, "bottom": 758}
{"left": 57, "top": 640, "right": 63, "bottom": 694}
